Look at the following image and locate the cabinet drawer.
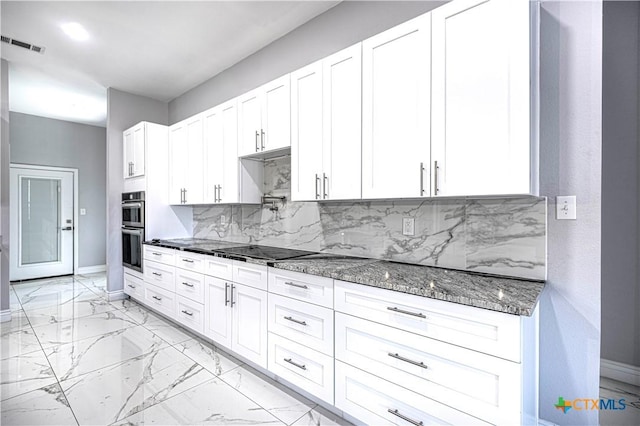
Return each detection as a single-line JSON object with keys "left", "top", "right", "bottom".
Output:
{"left": 175, "top": 295, "right": 204, "bottom": 334}
{"left": 233, "top": 262, "right": 268, "bottom": 291}
{"left": 176, "top": 252, "right": 205, "bottom": 273}
{"left": 335, "top": 280, "right": 521, "bottom": 362}
{"left": 268, "top": 293, "right": 333, "bottom": 356}
{"left": 336, "top": 313, "right": 521, "bottom": 425}
{"left": 268, "top": 333, "right": 334, "bottom": 405}
{"left": 124, "top": 273, "right": 145, "bottom": 300}
{"left": 144, "top": 283, "right": 176, "bottom": 318}
{"left": 204, "top": 256, "right": 233, "bottom": 280}
{"left": 144, "top": 260, "right": 176, "bottom": 292}
{"left": 143, "top": 246, "right": 176, "bottom": 266}
{"left": 268, "top": 268, "right": 333, "bottom": 308}
{"left": 175, "top": 268, "right": 205, "bottom": 304}
{"left": 335, "top": 361, "right": 489, "bottom": 426}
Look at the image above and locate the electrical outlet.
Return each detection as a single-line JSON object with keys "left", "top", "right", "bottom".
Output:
{"left": 80, "top": 208, "right": 86, "bottom": 216}
{"left": 402, "top": 217, "right": 415, "bottom": 236}
{"left": 556, "top": 196, "right": 577, "bottom": 220}
{"left": 220, "top": 215, "right": 226, "bottom": 225}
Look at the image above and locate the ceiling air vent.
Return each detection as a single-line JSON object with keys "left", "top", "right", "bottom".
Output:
{"left": 0, "top": 35, "right": 45, "bottom": 54}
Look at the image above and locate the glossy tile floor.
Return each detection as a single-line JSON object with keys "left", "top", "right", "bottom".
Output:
{"left": 600, "top": 377, "right": 640, "bottom": 426}
{"left": 1, "top": 274, "right": 351, "bottom": 425}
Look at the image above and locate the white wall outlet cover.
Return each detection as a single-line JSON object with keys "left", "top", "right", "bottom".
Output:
{"left": 80, "top": 208, "right": 86, "bottom": 216}
{"left": 556, "top": 196, "right": 577, "bottom": 220}
{"left": 220, "top": 215, "right": 226, "bottom": 224}
{"left": 402, "top": 217, "right": 415, "bottom": 236}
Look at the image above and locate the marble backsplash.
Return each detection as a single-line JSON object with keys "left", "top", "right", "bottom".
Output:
{"left": 193, "top": 158, "right": 547, "bottom": 280}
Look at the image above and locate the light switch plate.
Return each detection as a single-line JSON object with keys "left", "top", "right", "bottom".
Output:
{"left": 402, "top": 217, "right": 415, "bottom": 236}
{"left": 556, "top": 196, "right": 577, "bottom": 220}
{"left": 80, "top": 208, "right": 86, "bottom": 216}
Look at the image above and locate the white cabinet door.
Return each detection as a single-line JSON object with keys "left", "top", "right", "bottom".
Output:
{"left": 232, "top": 283, "right": 268, "bottom": 368}
{"left": 204, "top": 276, "right": 233, "bottom": 348}
{"left": 262, "top": 74, "right": 290, "bottom": 152}
{"left": 362, "top": 13, "right": 431, "bottom": 199}
{"left": 123, "top": 128, "right": 134, "bottom": 179}
{"left": 185, "top": 115, "right": 204, "bottom": 204}
{"left": 431, "top": 0, "right": 530, "bottom": 197}
{"left": 323, "top": 43, "right": 362, "bottom": 200}
{"left": 169, "top": 121, "right": 187, "bottom": 204}
{"left": 203, "top": 106, "right": 224, "bottom": 204}
{"left": 131, "top": 123, "right": 145, "bottom": 178}
{"left": 219, "top": 101, "right": 240, "bottom": 203}
{"left": 238, "top": 90, "right": 262, "bottom": 157}
{"left": 291, "top": 60, "right": 323, "bottom": 201}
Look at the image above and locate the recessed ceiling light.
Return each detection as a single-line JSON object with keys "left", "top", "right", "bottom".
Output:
{"left": 61, "top": 23, "right": 89, "bottom": 41}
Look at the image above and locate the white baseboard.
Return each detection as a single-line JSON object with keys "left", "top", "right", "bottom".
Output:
{"left": 601, "top": 358, "right": 640, "bottom": 387}
{"left": 77, "top": 264, "right": 107, "bottom": 275}
{"left": 106, "top": 290, "right": 126, "bottom": 302}
{"left": 538, "top": 419, "right": 557, "bottom": 426}
{"left": 0, "top": 309, "right": 11, "bottom": 323}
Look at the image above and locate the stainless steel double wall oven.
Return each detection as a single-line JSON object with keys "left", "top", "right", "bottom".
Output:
{"left": 122, "top": 191, "right": 144, "bottom": 272}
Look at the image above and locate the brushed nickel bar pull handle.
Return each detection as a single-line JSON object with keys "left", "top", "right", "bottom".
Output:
{"left": 284, "top": 281, "right": 308, "bottom": 290}
{"left": 387, "top": 409, "right": 423, "bottom": 426}
{"left": 182, "top": 259, "right": 194, "bottom": 263}
{"left": 284, "top": 358, "right": 306, "bottom": 370}
{"left": 183, "top": 188, "right": 187, "bottom": 204}
{"left": 224, "top": 283, "right": 229, "bottom": 306}
{"left": 284, "top": 316, "right": 307, "bottom": 326}
{"left": 388, "top": 352, "right": 428, "bottom": 369}
{"left": 218, "top": 185, "right": 222, "bottom": 203}
{"left": 152, "top": 272, "right": 162, "bottom": 277}
{"left": 127, "top": 284, "right": 135, "bottom": 289}
{"left": 152, "top": 295, "right": 162, "bottom": 301}
{"left": 181, "top": 310, "right": 193, "bottom": 316}
{"left": 322, "top": 173, "right": 328, "bottom": 199}
{"left": 230, "top": 284, "right": 236, "bottom": 307}
{"left": 315, "top": 174, "right": 320, "bottom": 200}
{"left": 181, "top": 282, "right": 194, "bottom": 287}
{"left": 255, "top": 131, "right": 260, "bottom": 152}
{"left": 151, "top": 252, "right": 162, "bottom": 256}
{"left": 387, "top": 306, "right": 426, "bottom": 318}
{"left": 261, "top": 129, "right": 265, "bottom": 150}
{"left": 434, "top": 160, "right": 440, "bottom": 195}
{"left": 420, "top": 162, "right": 425, "bottom": 196}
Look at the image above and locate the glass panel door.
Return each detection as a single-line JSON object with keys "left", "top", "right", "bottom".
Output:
{"left": 20, "top": 177, "right": 62, "bottom": 265}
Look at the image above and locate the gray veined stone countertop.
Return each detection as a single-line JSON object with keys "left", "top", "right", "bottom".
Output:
{"left": 144, "top": 239, "right": 545, "bottom": 316}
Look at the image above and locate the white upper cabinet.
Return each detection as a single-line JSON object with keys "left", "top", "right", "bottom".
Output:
{"left": 238, "top": 74, "right": 291, "bottom": 157}
{"left": 169, "top": 115, "right": 204, "bottom": 205}
{"left": 291, "top": 44, "right": 362, "bottom": 201}
{"left": 362, "top": 13, "right": 431, "bottom": 199}
{"left": 431, "top": 0, "right": 531, "bottom": 197}
{"left": 123, "top": 122, "right": 145, "bottom": 179}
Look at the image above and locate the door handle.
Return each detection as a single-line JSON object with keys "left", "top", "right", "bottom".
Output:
{"left": 224, "top": 282, "right": 229, "bottom": 306}
{"left": 315, "top": 174, "right": 320, "bottom": 200}
{"left": 434, "top": 161, "right": 440, "bottom": 195}
{"left": 260, "top": 129, "right": 265, "bottom": 151}
{"left": 255, "top": 131, "right": 260, "bottom": 152}
{"left": 420, "top": 162, "right": 425, "bottom": 196}
{"left": 322, "top": 173, "right": 328, "bottom": 199}
{"left": 230, "top": 284, "right": 236, "bottom": 307}
{"left": 60, "top": 226, "right": 73, "bottom": 231}
{"left": 183, "top": 188, "right": 187, "bottom": 204}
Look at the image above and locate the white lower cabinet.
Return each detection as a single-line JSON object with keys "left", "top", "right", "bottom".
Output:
{"left": 268, "top": 333, "right": 334, "bottom": 404}
{"left": 203, "top": 276, "right": 233, "bottom": 348}
{"left": 175, "top": 294, "right": 204, "bottom": 334}
{"left": 143, "top": 260, "right": 176, "bottom": 293}
{"left": 335, "top": 361, "right": 490, "bottom": 426}
{"left": 124, "top": 273, "right": 144, "bottom": 299}
{"left": 175, "top": 267, "right": 205, "bottom": 303}
{"left": 144, "top": 283, "right": 176, "bottom": 318}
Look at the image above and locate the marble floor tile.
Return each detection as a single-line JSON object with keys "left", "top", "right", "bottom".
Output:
{"left": 0, "top": 327, "right": 42, "bottom": 360}
{"left": 1, "top": 350, "right": 57, "bottom": 401}
{"left": 61, "top": 345, "right": 215, "bottom": 424}
{"left": 18, "top": 285, "right": 102, "bottom": 312}
{"left": 32, "top": 310, "right": 138, "bottom": 349}
{"left": 115, "top": 378, "right": 283, "bottom": 425}
{"left": 221, "top": 365, "right": 316, "bottom": 425}
{"left": 12, "top": 276, "right": 78, "bottom": 298}
{"left": 173, "top": 338, "right": 243, "bottom": 377}
{"left": 45, "top": 325, "right": 168, "bottom": 381}
{"left": 292, "top": 405, "right": 354, "bottom": 426}
{"left": 0, "top": 383, "right": 78, "bottom": 426}
{"left": 24, "top": 297, "right": 119, "bottom": 328}
{"left": 0, "top": 309, "right": 32, "bottom": 333}
{"left": 122, "top": 307, "right": 192, "bottom": 345}
{"left": 600, "top": 377, "right": 640, "bottom": 426}
{"left": 9, "top": 287, "right": 23, "bottom": 311}
{"left": 75, "top": 273, "right": 107, "bottom": 297}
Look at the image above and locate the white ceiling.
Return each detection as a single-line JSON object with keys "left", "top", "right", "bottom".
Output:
{"left": 1, "top": 1, "right": 340, "bottom": 127}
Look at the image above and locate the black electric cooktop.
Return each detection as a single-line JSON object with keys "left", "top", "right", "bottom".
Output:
{"left": 218, "top": 245, "right": 315, "bottom": 261}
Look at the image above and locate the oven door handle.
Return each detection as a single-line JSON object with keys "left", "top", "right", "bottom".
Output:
{"left": 122, "top": 202, "right": 143, "bottom": 208}
{"left": 122, "top": 227, "right": 144, "bottom": 236}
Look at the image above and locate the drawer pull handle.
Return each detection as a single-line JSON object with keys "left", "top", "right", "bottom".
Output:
{"left": 181, "top": 310, "right": 193, "bottom": 316}
{"left": 182, "top": 282, "right": 195, "bottom": 288}
{"left": 388, "top": 352, "right": 428, "bottom": 369}
{"left": 387, "top": 409, "right": 423, "bottom": 426}
{"left": 152, "top": 296, "right": 162, "bottom": 301}
{"left": 152, "top": 272, "right": 162, "bottom": 277}
{"left": 224, "top": 283, "right": 230, "bottom": 306}
{"left": 152, "top": 252, "right": 162, "bottom": 256}
{"left": 284, "top": 316, "right": 307, "bottom": 326}
{"left": 284, "top": 281, "right": 308, "bottom": 290}
{"left": 283, "top": 358, "right": 306, "bottom": 370}
{"left": 127, "top": 284, "right": 135, "bottom": 289}
{"left": 386, "top": 306, "right": 426, "bottom": 319}
{"left": 182, "top": 259, "right": 195, "bottom": 263}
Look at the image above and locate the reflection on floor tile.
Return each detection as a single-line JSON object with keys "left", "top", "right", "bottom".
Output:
{"left": 75, "top": 273, "right": 107, "bottom": 297}
{"left": 61, "top": 345, "right": 214, "bottom": 424}
{"left": 0, "top": 309, "right": 32, "bottom": 333}
{"left": 0, "top": 350, "right": 57, "bottom": 401}
{"left": 18, "top": 286, "right": 100, "bottom": 312}
{"left": 122, "top": 309, "right": 192, "bottom": 346}
{"left": 0, "top": 327, "right": 43, "bottom": 360}
{"left": 600, "top": 377, "right": 640, "bottom": 426}
{"left": 174, "top": 338, "right": 243, "bottom": 377}
{"left": 25, "top": 297, "right": 119, "bottom": 328}
{"left": 221, "top": 365, "right": 316, "bottom": 425}
{"left": 115, "top": 378, "right": 283, "bottom": 425}
{"left": 292, "top": 405, "right": 354, "bottom": 426}
{"left": 0, "top": 383, "right": 77, "bottom": 426}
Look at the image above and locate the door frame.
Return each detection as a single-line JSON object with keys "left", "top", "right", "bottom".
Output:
{"left": 10, "top": 163, "right": 80, "bottom": 277}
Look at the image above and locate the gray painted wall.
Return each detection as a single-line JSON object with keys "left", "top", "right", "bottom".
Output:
{"left": 601, "top": 1, "right": 640, "bottom": 368}
{"left": 1, "top": 58, "right": 9, "bottom": 312}
{"left": 9, "top": 112, "right": 107, "bottom": 268}
{"left": 105, "top": 88, "right": 168, "bottom": 296}
{"left": 169, "top": 1, "right": 444, "bottom": 124}
{"left": 539, "top": 2, "right": 602, "bottom": 425}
